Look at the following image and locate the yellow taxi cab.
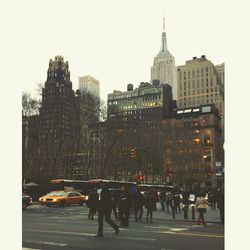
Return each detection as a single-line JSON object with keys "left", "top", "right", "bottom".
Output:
{"left": 39, "top": 190, "right": 87, "bottom": 206}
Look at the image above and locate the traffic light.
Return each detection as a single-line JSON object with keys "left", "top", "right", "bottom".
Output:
{"left": 139, "top": 175, "right": 145, "bottom": 181}
{"left": 130, "top": 148, "right": 137, "bottom": 159}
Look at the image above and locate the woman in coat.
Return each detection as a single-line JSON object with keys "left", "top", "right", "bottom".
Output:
{"left": 195, "top": 192, "right": 210, "bottom": 226}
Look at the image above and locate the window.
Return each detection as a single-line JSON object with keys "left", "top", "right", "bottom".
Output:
{"left": 201, "top": 79, "right": 204, "bottom": 87}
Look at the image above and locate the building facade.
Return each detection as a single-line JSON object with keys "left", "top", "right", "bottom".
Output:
{"left": 107, "top": 80, "right": 176, "bottom": 122}
{"left": 215, "top": 63, "right": 225, "bottom": 86}
{"left": 151, "top": 18, "right": 177, "bottom": 99}
{"left": 177, "top": 55, "right": 224, "bottom": 126}
{"left": 162, "top": 104, "right": 224, "bottom": 190}
{"left": 78, "top": 75, "right": 100, "bottom": 98}
{"left": 39, "top": 55, "right": 75, "bottom": 178}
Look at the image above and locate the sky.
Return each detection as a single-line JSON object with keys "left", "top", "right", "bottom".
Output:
{"left": 14, "top": 0, "right": 229, "bottom": 102}
{"left": 1, "top": 0, "right": 250, "bottom": 248}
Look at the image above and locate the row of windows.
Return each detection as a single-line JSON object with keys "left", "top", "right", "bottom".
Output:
{"left": 179, "top": 79, "right": 215, "bottom": 89}
{"left": 142, "top": 94, "right": 161, "bottom": 102}
{"left": 179, "top": 99, "right": 214, "bottom": 106}
{"left": 178, "top": 67, "right": 211, "bottom": 79}
{"left": 179, "top": 89, "right": 218, "bottom": 96}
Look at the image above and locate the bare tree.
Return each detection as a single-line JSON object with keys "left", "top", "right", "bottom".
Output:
{"left": 22, "top": 92, "right": 42, "bottom": 184}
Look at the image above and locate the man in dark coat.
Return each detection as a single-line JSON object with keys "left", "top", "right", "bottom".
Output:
{"left": 96, "top": 183, "right": 119, "bottom": 237}
{"left": 87, "top": 189, "right": 99, "bottom": 220}
{"left": 132, "top": 186, "right": 144, "bottom": 221}
{"left": 118, "top": 185, "right": 131, "bottom": 227}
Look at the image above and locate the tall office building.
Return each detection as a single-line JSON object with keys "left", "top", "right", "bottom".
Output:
{"left": 40, "top": 55, "right": 75, "bottom": 143}
{"left": 151, "top": 18, "right": 177, "bottom": 99}
{"left": 78, "top": 75, "right": 100, "bottom": 98}
{"left": 215, "top": 63, "right": 225, "bottom": 86}
{"left": 177, "top": 55, "right": 224, "bottom": 122}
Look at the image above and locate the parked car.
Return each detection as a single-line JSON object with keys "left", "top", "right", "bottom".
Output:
{"left": 39, "top": 191, "right": 87, "bottom": 206}
{"left": 22, "top": 193, "right": 32, "bottom": 210}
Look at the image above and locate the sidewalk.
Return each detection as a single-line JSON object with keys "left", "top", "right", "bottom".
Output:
{"left": 149, "top": 203, "right": 221, "bottom": 223}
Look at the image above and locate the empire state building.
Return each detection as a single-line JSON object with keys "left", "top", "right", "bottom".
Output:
{"left": 151, "top": 18, "right": 177, "bottom": 99}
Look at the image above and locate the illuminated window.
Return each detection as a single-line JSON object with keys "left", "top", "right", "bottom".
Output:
{"left": 193, "top": 138, "right": 200, "bottom": 144}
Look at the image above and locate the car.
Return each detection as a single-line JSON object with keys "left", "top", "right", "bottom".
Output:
{"left": 22, "top": 193, "right": 32, "bottom": 210}
{"left": 39, "top": 190, "right": 87, "bottom": 206}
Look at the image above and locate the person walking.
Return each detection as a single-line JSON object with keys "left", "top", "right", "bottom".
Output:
{"left": 182, "top": 191, "right": 189, "bottom": 219}
{"left": 165, "top": 191, "right": 172, "bottom": 213}
{"left": 87, "top": 189, "right": 99, "bottom": 220}
{"left": 170, "top": 191, "right": 176, "bottom": 219}
{"left": 96, "top": 183, "right": 119, "bottom": 237}
{"left": 111, "top": 190, "right": 119, "bottom": 220}
{"left": 133, "top": 186, "right": 144, "bottom": 221}
{"left": 195, "top": 192, "right": 210, "bottom": 226}
{"left": 217, "top": 188, "right": 224, "bottom": 224}
{"left": 118, "top": 185, "right": 131, "bottom": 227}
{"left": 175, "top": 192, "right": 182, "bottom": 213}
{"left": 159, "top": 190, "right": 166, "bottom": 211}
{"left": 144, "top": 189, "right": 155, "bottom": 223}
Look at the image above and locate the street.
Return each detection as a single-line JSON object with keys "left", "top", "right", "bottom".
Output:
{"left": 23, "top": 204, "right": 224, "bottom": 250}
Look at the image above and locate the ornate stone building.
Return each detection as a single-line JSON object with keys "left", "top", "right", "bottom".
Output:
{"left": 39, "top": 56, "right": 75, "bottom": 179}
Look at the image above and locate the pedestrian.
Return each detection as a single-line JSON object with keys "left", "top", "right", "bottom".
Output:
{"left": 96, "top": 182, "right": 119, "bottom": 237}
{"left": 195, "top": 192, "right": 210, "bottom": 226}
{"left": 118, "top": 185, "right": 131, "bottom": 227}
{"left": 152, "top": 189, "right": 158, "bottom": 211}
{"left": 132, "top": 186, "right": 144, "bottom": 221}
{"left": 144, "top": 189, "right": 155, "bottom": 223}
{"left": 182, "top": 191, "right": 189, "bottom": 219}
{"left": 159, "top": 190, "right": 166, "bottom": 211}
{"left": 165, "top": 191, "right": 172, "bottom": 213}
{"left": 111, "top": 190, "right": 119, "bottom": 220}
{"left": 170, "top": 191, "right": 176, "bottom": 219}
{"left": 208, "top": 190, "right": 216, "bottom": 210}
{"left": 217, "top": 188, "right": 224, "bottom": 224}
{"left": 87, "top": 189, "right": 99, "bottom": 220}
{"left": 175, "top": 192, "right": 181, "bottom": 213}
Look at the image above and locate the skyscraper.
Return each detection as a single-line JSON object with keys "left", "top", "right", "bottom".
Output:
{"left": 177, "top": 55, "right": 224, "bottom": 129}
{"left": 215, "top": 63, "right": 225, "bottom": 86}
{"left": 151, "top": 18, "right": 177, "bottom": 99}
{"left": 78, "top": 75, "right": 100, "bottom": 98}
{"left": 39, "top": 55, "right": 75, "bottom": 178}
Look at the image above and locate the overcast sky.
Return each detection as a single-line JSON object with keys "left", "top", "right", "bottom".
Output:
{"left": 14, "top": 0, "right": 229, "bottom": 102}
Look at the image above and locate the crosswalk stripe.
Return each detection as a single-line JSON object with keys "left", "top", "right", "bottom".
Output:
{"left": 23, "top": 240, "right": 68, "bottom": 247}
{"left": 22, "top": 248, "right": 42, "bottom": 250}
{"left": 23, "top": 229, "right": 156, "bottom": 241}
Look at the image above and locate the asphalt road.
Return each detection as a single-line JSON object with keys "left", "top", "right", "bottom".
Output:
{"left": 22, "top": 204, "right": 224, "bottom": 250}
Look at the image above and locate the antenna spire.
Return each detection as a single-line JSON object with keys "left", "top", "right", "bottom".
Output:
{"left": 160, "top": 17, "right": 168, "bottom": 52}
